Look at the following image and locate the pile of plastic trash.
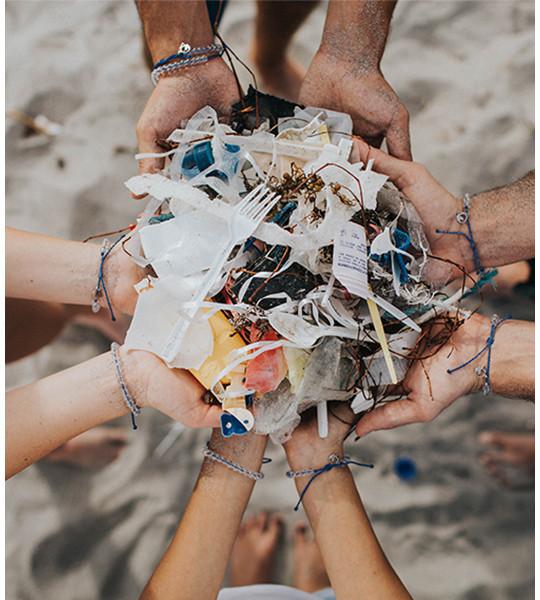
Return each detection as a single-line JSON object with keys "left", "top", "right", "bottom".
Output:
{"left": 123, "top": 89, "right": 456, "bottom": 441}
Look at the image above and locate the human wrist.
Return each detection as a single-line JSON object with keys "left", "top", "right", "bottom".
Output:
{"left": 489, "top": 320, "right": 534, "bottom": 399}
{"left": 429, "top": 194, "right": 477, "bottom": 282}
{"left": 208, "top": 430, "right": 268, "bottom": 473}
{"left": 286, "top": 443, "right": 345, "bottom": 473}
{"left": 138, "top": 0, "right": 214, "bottom": 62}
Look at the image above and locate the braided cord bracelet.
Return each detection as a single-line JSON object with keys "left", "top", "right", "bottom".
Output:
{"left": 447, "top": 313, "right": 511, "bottom": 395}
{"left": 110, "top": 342, "right": 142, "bottom": 430}
{"left": 436, "top": 193, "right": 486, "bottom": 276}
{"left": 287, "top": 454, "right": 374, "bottom": 511}
{"left": 92, "top": 234, "right": 125, "bottom": 322}
{"left": 203, "top": 443, "right": 264, "bottom": 481}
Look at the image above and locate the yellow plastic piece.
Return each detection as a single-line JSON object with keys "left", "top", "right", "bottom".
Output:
{"left": 367, "top": 298, "right": 398, "bottom": 385}
{"left": 189, "top": 311, "right": 246, "bottom": 389}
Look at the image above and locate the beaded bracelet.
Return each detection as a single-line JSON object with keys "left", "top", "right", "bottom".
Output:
{"left": 110, "top": 342, "right": 142, "bottom": 430}
{"left": 152, "top": 42, "right": 224, "bottom": 70}
{"left": 203, "top": 443, "right": 264, "bottom": 481}
{"left": 151, "top": 45, "right": 224, "bottom": 86}
{"left": 447, "top": 313, "right": 511, "bottom": 395}
{"left": 287, "top": 454, "right": 373, "bottom": 511}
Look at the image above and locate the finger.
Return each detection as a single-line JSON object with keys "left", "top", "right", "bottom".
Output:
{"left": 196, "top": 405, "right": 223, "bottom": 429}
{"left": 355, "top": 398, "right": 424, "bottom": 438}
{"left": 385, "top": 108, "right": 412, "bottom": 160}
{"left": 351, "top": 137, "right": 412, "bottom": 190}
{"left": 135, "top": 121, "right": 165, "bottom": 176}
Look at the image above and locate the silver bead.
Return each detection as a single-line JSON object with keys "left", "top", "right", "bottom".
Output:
{"left": 456, "top": 211, "right": 468, "bottom": 224}
{"left": 178, "top": 42, "right": 191, "bottom": 54}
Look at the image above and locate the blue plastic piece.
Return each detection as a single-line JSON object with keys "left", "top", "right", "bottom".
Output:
{"left": 393, "top": 456, "right": 417, "bottom": 481}
{"left": 181, "top": 141, "right": 240, "bottom": 181}
{"left": 220, "top": 412, "right": 248, "bottom": 437}
{"left": 371, "top": 228, "right": 412, "bottom": 284}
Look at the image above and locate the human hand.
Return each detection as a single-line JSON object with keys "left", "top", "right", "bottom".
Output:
{"left": 284, "top": 403, "right": 356, "bottom": 470}
{"left": 121, "top": 346, "right": 222, "bottom": 428}
{"left": 352, "top": 138, "right": 472, "bottom": 286}
{"left": 300, "top": 51, "right": 411, "bottom": 160}
{"left": 136, "top": 59, "right": 239, "bottom": 174}
{"left": 355, "top": 313, "right": 490, "bottom": 438}
{"left": 104, "top": 244, "right": 146, "bottom": 316}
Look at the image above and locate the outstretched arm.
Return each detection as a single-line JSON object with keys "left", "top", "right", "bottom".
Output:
{"left": 284, "top": 406, "right": 411, "bottom": 600}
{"left": 355, "top": 313, "right": 535, "bottom": 438}
{"left": 135, "top": 0, "right": 239, "bottom": 174}
{"left": 141, "top": 431, "right": 267, "bottom": 600}
{"left": 301, "top": 1, "right": 411, "bottom": 159}
{"left": 353, "top": 141, "right": 534, "bottom": 285}
{"left": 6, "top": 227, "right": 142, "bottom": 315}
{"left": 6, "top": 347, "right": 221, "bottom": 479}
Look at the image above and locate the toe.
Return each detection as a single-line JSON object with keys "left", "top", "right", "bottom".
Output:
{"left": 293, "top": 521, "right": 308, "bottom": 543}
{"left": 267, "top": 514, "right": 283, "bottom": 539}
{"left": 256, "top": 512, "right": 269, "bottom": 531}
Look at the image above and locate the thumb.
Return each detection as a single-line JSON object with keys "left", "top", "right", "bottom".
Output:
{"left": 355, "top": 397, "right": 422, "bottom": 438}
{"left": 385, "top": 107, "right": 412, "bottom": 161}
{"left": 351, "top": 137, "right": 413, "bottom": 191}
{"left": 133, "top": 125, "right": 165, "bottom": 199}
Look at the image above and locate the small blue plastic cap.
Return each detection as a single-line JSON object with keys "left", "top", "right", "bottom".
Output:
{"left": 394, "top": 456, "right": 417, "bottom": 481}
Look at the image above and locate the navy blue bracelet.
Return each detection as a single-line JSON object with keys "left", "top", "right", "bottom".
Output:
{"left": 436, "top": 193, "right": 485, "bottom": 276}
{"left": 287, "top": 454, "right": 374, "bottom": 511}
{"left": 447, "top": 314, "right": 511, "bottom": 395}
{"left": 92, "top": 234, "right": 126, "bottom": 322}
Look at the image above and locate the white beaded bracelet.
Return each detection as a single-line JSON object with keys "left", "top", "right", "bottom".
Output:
{"left": 203, "top": 443, "right": 264, "bottom": 481}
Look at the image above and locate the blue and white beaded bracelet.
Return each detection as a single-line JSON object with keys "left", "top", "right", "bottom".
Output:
{"left": 151, "top": 42, "right": 224, "bottom": 86}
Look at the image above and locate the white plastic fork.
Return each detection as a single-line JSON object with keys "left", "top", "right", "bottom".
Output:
{"left": 163, "top": 184, "right": 281, "bottom": 362}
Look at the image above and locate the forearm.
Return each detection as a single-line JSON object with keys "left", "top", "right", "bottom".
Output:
{"left": 136, "top": 0, "right": 214, "bottom": 62}
{"left": 6, "top": 349, "right": 146, "bottom": 478}
{"left": 141, "top": 432, "right": 268, "bottom": 600}
{"left": 489, "top": 319, "right": 535, "bottom": 400}
{"left": 453, "top": 172, "right": 535, "bottom": 273}
{"left": 6, "top": 228, "right": 100, "bottom": 305}
{"left": 288, "top": 452, "right": 411, "bottom": 599}
{"left": 321, "top": 0, "right": 396, "bottom": 69}
{"left": 6, "top": 228, "right": 141, "bottom": 314}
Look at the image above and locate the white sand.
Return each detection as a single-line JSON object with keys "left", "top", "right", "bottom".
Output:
{"left": 6, "top": 1, "right": 534, "bottom": 598}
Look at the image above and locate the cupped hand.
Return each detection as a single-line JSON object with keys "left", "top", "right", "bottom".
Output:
{"left": 351, "top": 138, "right": 471, "bottom": 286}
{"left": 284, "top": 403, "right": 356, "bottom": 470}
{"left": 122, "top": 347, "right": 222, "bottom": 428}
{"left": 355, "top": 313, "right": 490, "bottom": 438}
{"left": 136, "top": 59, "right": 240, "bottom": 174}
{"left": 300, "top": 51, "right": 411, "bottom": 160}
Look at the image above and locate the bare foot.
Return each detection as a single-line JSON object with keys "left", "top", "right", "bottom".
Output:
{"left": 479, "top": 431, "right": 534, "bottom": 488}
{"left": 292, "top": 521, "right": 331, "bottom": 593}
{"left": 229, "top": 512, "right": 282, "bottom": 586}
{"left": 46, "top": 427, "right": 128, "bottom": 469}
{"left": 67, "top": 305, "right": 131, "bottom": 344}
{"left": 251, "top": 46, "right": 306, "bottom": 102}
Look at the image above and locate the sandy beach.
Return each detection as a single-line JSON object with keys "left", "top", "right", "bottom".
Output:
{"left": 6, "top": 1, "right": 534, "bottom": 598}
